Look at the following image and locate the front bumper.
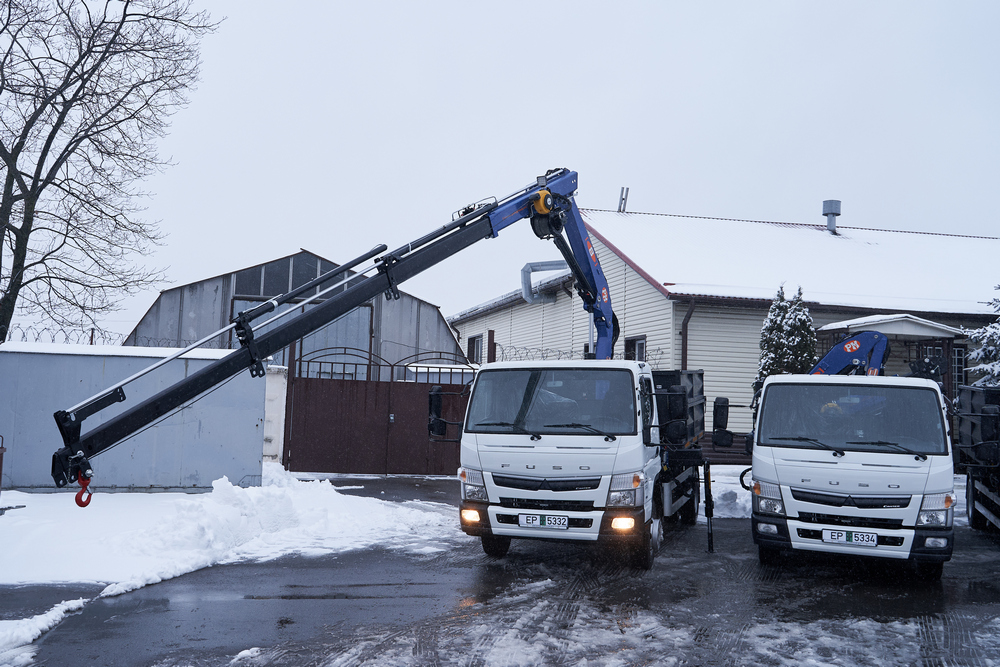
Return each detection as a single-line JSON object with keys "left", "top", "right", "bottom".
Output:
{"left": 752, "top": 512, "right": 953, "bottom": 562}
{"left": 460, "top": 500, "right": 646, "bottom": 545}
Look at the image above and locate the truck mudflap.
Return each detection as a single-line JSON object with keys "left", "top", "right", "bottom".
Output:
{"left": 752, "top": 513, "right": 953, "bottom": 562}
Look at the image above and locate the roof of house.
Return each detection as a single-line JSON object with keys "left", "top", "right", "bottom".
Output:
{"left": 450, "top": 208, "right": 999, "bottom": 324}
{"left": 580, "top": 209, "right": 1000, "bottom": 316}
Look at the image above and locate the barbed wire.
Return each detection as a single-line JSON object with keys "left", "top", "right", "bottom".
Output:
{"left": 3, "top": 324, "right": 126, "bottom": 345}
{"left": 495, "top": 343, "right": 668, "bottom": 368}
{"left": 2, "top": 324, "right": 238, "bottom": 349}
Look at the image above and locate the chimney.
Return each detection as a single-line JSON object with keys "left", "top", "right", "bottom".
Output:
{"left": 822, "top": 200, "right": 841, "bottom": 235}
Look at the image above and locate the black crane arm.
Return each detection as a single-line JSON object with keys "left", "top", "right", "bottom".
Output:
{"left": 50, "top": 168, "right": 616, "bottom": 492}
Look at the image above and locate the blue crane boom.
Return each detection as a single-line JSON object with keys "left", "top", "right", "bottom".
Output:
{"left": 50, "top": 168, "right": 618, "bottom": 494}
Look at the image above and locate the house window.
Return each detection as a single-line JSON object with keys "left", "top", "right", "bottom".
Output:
{"left": 625, "top": 336, "right": 647, "bottom": 362}
{"left": 953, "top": 346, "right": 967, "bottom": 395}
{"left": 467, "top": 335, "right": 483, "bottom": 364}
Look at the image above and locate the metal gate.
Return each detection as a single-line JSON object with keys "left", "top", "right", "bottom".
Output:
{"left": 282, "top": 345, "right": 472, "bottom": 475}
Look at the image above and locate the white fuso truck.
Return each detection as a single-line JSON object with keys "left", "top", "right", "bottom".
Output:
{"left": 750, "top": 374, "right": 955, "bottom": 579}
{"left": 452, "top": 360, "right": 704, "bottom": 569}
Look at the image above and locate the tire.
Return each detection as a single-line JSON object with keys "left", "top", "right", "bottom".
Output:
{"left": 915, "top": 561, "right": 943, "bottom": 582}
{"left": 632, "top": 518, "right": 661, "bottom": 570}
{"left": 481, "top": 534, "right": 511, "bottom": 558}
{"left": 679, "top": 467, "right": 701, "bottom": 526}
{"left": 758, "top": 545, "right": 781, "bottom": 565}
{"left": 967, "top": 471, "right": 988, "bottom": 531}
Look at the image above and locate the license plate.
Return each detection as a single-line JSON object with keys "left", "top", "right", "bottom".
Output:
{"left": 822, "top": 529, "right": 877, "bottom": 547}
{"left": 518, "top": 514, "right": 568, "bottom": 529}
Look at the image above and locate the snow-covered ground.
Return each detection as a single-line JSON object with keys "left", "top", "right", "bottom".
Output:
{"left": 0, "top": 465, "right": 966, "bottom": 666}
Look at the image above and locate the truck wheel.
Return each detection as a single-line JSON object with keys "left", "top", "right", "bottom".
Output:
{"left": 915, "top": 562, "right": 943, "bottom": 581}
{"left": 632, "top": 518, "right": 661, "bottom": 570}
{"left": 481, "top": 534, "right": 511, "bottom": 558}
{"left": 967, "top": 471, "right": 988, "bottom": 531}
{"left": 679, "top": 467, "right": 701, "bottom": 526}
{"left": 758, "top": 545, "right": 781, "bottom": 565}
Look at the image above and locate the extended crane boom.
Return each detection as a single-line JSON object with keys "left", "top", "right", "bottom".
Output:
{"left": 51, "top": 169, "right": 618, "bottom": 496}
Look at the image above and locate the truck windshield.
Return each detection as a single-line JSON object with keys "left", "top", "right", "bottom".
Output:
{"left": 758, "top": 383, "right": 947, "bottom": 456}
{"left": 466, "top": 368, "right": 636, "bottom": 436}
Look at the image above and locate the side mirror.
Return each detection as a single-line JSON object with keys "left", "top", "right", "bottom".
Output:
{"left": 745, "top": 429, "right": 755, "bottom": 456}
{"left": 713, "top": 397, "right": 730, "bottom": 431}
{"left": 983, "top": 405, "right": 1000, "bottom": 442}
{"left": 664, "top": 420, "right": 688, "bottom": 444}
{"left": 971, "top": 441, "right": 1000, "bottom": 466}
{"left": 667, "top": 385, "right": 688, "bottom": 420}
{"left": 642, "top": 425, "right": 652, "bottom": 446}
{"left": 428, "top": 385, "right": 447, "bottom": 437}
{"left": 712, "top": 429, "right": 733, "bottom": 448}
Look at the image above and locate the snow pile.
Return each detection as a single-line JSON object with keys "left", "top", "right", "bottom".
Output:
{"left": 0, "top": 464, "right": 463, "bottom": 665}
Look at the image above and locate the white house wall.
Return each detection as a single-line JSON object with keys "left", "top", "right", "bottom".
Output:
{"left": 453, "top": 234, "right": 676, "bottom": 363}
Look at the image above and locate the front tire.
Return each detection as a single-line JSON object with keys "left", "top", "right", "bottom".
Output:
{"left": 632, "top": 517, "right": 661, "bottom": 570}
{"left": 915, "top": 561, "right": 943, "bottom": 581}
{"left": 758, "top": 545, "right": 781, "bottom": 565}
{"left": 481, "top": 534, "right": 511, "bottom": 558}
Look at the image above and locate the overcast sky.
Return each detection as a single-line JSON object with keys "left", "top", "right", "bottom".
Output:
{"left": 97, "top": 1, "right": 1000, "bottom": 335}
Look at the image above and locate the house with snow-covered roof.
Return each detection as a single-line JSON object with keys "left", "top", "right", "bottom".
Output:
{"left": 447, "top": 208, "right": 999, "bottom": 433}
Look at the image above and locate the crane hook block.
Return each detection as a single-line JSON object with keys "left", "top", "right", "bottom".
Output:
{"left": 532, "top": 190, "right": 554, "bottom": 216}
{"left": 75, "top": 476, "right": 93, "bottom": 508}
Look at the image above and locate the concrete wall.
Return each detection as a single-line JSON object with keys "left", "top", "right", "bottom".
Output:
{"left": 0, "top": 343, "right": 266, "bottom": 491}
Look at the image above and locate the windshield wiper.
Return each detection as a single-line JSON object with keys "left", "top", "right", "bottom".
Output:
{"left": 769, "top": 436, "right": 845, "bottom": 457}
{"left": 846, "top": 440, "right": 928, "bottom": 461}
{"left": 475, "top": 421, "right": 541, "bottom": 440}
{"left": 543, "top": 423, "right": 617, "bottom": 442}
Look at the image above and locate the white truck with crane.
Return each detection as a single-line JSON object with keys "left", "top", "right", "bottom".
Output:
{"left": 48, "top": 168, "right": 710, "bottom": 569}
{"left": 744, "top": 331, "right": 956, "bottom": 580}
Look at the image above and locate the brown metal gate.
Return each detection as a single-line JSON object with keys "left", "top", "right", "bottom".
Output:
{"left": 282, "top": 346, "right": 471, "bottom": 475}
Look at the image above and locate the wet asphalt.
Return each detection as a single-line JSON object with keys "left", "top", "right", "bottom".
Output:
{"left": 7, "top": 477, "right": 1000, "bottom": 666}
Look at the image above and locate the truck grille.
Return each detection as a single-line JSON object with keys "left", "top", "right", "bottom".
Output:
{"left": 499, "top": 497, "right": 595, "bottom": 512}
{"left": 791, "top": 488, "right": 911, "bottom": 509}
{"left": 492, "top": 474, "right": 602, "bottom": 492}
{"left": 797, "top": 512, "right": 904, "bottom": 530}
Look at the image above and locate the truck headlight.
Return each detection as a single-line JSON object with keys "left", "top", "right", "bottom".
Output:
{"left": 459, "top": 467, "right": 487, "bottom": 502}
{"left": 608, "top": 472, "right": 645, "bottom": 508}
{"left": 752, "top": 480, "right": 785, "bottom": 517}
{"left": 917, "top": 492, "right": 955, "bottom": 527}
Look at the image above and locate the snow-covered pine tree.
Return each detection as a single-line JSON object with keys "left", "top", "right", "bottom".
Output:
{"left": 755, "top": 286, "right": 818, "bottom": 387}
{"left": 966, "top": 285, "right": 1000, "bottom": 386}
{"left": 755, "top": 286, "right": 789, "bottom": 386}
{"left": 780, "top": 287, "right": 818, "bottom": 374}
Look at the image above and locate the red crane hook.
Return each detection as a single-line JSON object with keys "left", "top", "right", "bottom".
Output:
{"left": 75, "top": 475, "right": 93, "bottom": 508}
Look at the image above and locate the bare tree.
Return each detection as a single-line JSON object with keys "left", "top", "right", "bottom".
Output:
{"left": 0, "top": 0, "right": 217, "bottom": 341}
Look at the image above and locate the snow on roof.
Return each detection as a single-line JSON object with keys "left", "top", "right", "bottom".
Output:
{"left": 581, "top": 209, "right": 1000, "bottom": 315}
{"left": 818, "top": 313, "right": 963, "bottom": 338}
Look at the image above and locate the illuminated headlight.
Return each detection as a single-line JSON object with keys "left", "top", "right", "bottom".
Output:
{"left": 917, "top": 492, "right": 955, "bottom": 527}
{"left": 752, "top": 480, "right": 785, "bottom": 517}
{"left": 608, "top": 472, "right": 645, "bottom": 508}
{"left": 611, "top": 517, "right": 636, "bottom": 531}
{"left": 459, "top": 467, "right": 487, "bottom": 502}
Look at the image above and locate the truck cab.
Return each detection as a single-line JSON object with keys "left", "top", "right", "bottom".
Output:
{"left": 750, "top": 374, "right": 955, "bottom": 579}
{"left": 454, "top": 359, "right": 701, "bottom": 569}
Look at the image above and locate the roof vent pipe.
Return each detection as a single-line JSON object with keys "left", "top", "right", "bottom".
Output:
{"left": 521, "top": 261, "right": 568, "bottom": 304}
{"left": 823, "top": 200, "right": 841, "bottom": 235}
